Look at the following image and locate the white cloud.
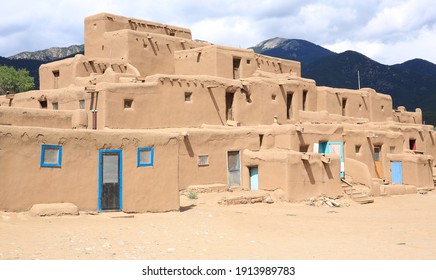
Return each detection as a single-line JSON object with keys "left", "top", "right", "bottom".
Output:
{"left": 0, "top": 0, "right": 435, "bottom": 64}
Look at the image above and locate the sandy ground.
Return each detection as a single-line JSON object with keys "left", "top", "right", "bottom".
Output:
{"left": 1, "top": 191, "right": 436, "bottom": 260}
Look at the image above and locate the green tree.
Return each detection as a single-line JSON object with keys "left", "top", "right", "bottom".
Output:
{"left": 0, "top": 65, "right": 34, "bottom": 94}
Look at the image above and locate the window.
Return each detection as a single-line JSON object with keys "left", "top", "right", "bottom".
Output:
{"left": 52, "top": 102, "right": 58, "bottom": 110}
{"left": 355, "top": 145, "right": 361, "bottom": 154}
{"left": 373, "top": 146, "right": 381, "bottom": 161}
{"left": 286, "top": 92, "right": 293, "bottom": 120}
{"left": 137, "top": 147, "right": 154, "bottom": 167}
{"left": 272, "top": 94, "right": 276, "bottom": 101}
{"left": 40, "top": 145, "right": 62, "bottom": 167}
{"left": 53, "top": 70, "right": 60, "bottom": 89}
{"left": 342, "top": 98, "right": 347, "bottom": 116}
{"left": 198, "top": 155, "right": 209, "bottom": 166}
{"left": 247, "top": 59, "right": 251, "bottom": 64}
{"left": 409, "top": 139, "right": 416, "bottom": 150}
{"left": 302, "top": 90, "right": 308, "bottom": 111}
{"left": 79, "top": 100, "right": 85, "bottom": 109}
{"left": 124, "top": 99, "right": 133, "bottom": 109}
{"left": 184, "top": 92, "right": 192, "bottom": 102}
{"left": 39, "top": 99, "right": 47, "bottom": 109}
{"left": 390, "top": 146, "right": 395, "bottom": 153}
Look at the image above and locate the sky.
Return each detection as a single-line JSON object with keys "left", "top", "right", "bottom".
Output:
{"left": 1, "top": 0, "right": 436, "bottom": 65}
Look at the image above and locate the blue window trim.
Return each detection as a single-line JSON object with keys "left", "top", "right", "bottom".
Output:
{"left": 137, "top": 147, "right": 154, "bottom": 167}
{"left": 40, "top": 144, "right": 62, "bottom": 168}
{"left": 98, "top": 149, "right": 123, "bottom": 212}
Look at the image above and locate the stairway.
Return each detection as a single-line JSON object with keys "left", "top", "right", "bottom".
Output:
{"left": 341, "top": 179, "right": 374, "bottom": 204}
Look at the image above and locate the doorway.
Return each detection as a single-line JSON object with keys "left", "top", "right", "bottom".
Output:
{"left": 373, "top": 145, "right": 383, "bottom": 178}
{"left": 226, "top": 92, "right": 235, "bottom": 121}
{"left": 249, "top": 166, "right": 259, "bottom": 191}
{"left": 233, "top": 58, "right": 241, "bottom": 79}
{"left": 227, "top": 151, "right": 241, "bottom": 187}
{"left": 391, "top": 161, "right": 402, "bottom": 184}
{"left": 98, "top": 150, "right": 122, "bottom": 211}
{"left": 286, "top": 92, "right": 293, "bottom": 120}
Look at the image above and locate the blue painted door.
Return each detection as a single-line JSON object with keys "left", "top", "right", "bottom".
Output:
{"left": 391, "top": 161, "right": 402, "bottom": 184}
{"left": 249, "top": 166, "right": 259, "bottom": 191}
{"left": 99, "top": 150, "right": 122, "bottom": 211}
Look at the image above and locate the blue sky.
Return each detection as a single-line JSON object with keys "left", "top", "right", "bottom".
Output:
{"left": 1, "top": 0, "right": 436, "bottom": 65}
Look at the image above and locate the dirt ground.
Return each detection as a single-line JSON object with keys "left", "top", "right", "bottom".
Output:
{"left": 1, "top": 191, "right": 436, "bottom": 260}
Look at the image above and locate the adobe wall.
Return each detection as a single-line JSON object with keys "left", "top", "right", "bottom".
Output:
{"left": 84, "top": 13, "right": 192, "bottom": 58}
{"left": 255, "top": 54, "right": 301, "bottom": 77}
{"left": 388, "top": 153, "right": 434, "bottom": 189}
{"left": 243, "top": 149, "right": 342, "bottom": 201}
{"left": 236, "top": 76, "right": 317, "bottom": 125}
{"left": 177, "top": 128, "right": 260, "bottom": 190}
{"left": 393, "top": 106, "right": 423, "bottom": 124}
{"left": 316, "top": 87, "right": 393, "bottom": 122}
{"left": 342, "top": 126, "right": 404, "bottom": 180}
{"left": 97, "top": 76, "right": 237, "bottom": 129}
{"left": 0, "top": 126, "right": 180, "bottom": 212}
{"left": 40, "top": 54, "right": 141, "bottom": 90}
{"left": 0, "top": 107, "right": 87, "bottom": 129}
{"left": 174, "top": 46, "right": 301, "bottom": 80}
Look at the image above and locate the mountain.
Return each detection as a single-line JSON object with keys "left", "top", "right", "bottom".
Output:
{"left": 253, "top": 38, "right": 436, "bottom": 125}
{"left": 8, "top": 45, "right": 84, "bottom": 61}
{"left": 1, "top": 45, "right": 84, "bottom": 90}
{"left": 251, "top": 38, "right": 336, "bottom": 68}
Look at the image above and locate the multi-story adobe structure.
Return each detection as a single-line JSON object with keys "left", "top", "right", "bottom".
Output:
{"left": 1, "top": 13, "right": 434, "bottom": 213}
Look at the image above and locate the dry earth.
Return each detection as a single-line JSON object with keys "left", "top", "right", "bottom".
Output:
{"left": 1, "top": 191, "right": 436, "bottom": 260}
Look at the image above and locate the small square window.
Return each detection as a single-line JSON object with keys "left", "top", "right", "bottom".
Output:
{"left": 272, "top": 94, "right": 276, "bottom": 100}
{"left": 52, "top": 102, "right": 58, "bottom": 110}
{"left": 40, "top": 145, "right": 62, "bottom": 167}
{"left": 185, "top": 92, "right": 192, "bottom": 102}
{"left": 355, "top": 145, "right": 361, "bottom": 154}
{"left": 79, "top": 100, "right": 85, "bottom": 109}
{"left": 198, "top": 155, "right": 209, "bottom": 166}
{"left": 137, "top": 147, "right": 154, "bottom": 167}
{"left": 124, "top": 99, "right": 133, "bottom": 109}
{"left": 247, "top": 59, "right": 251, "bottom": 64}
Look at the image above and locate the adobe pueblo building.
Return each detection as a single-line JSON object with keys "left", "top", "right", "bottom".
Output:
{"left": 1, "top": 13, "right": 435, "bottom": 213}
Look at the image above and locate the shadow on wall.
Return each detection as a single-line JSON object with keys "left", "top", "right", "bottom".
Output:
{"left": 183, "top": 136, "right": 194, "bottom": 157}
{"left": 303, "top": 160, "right": 315, "bottom": 184}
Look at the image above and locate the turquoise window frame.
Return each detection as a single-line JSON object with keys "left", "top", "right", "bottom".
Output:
{"left": 137, "top": 147, "right": 154, "bottom": 167}
{"left": 40, "top": 144, "right": 62, "bottom": 168}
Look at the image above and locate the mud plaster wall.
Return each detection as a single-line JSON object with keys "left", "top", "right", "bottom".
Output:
{"left": 236, "top": 77, "right": 317, "bottom": 125}
{"left": 0, "top": 107, "right": 86, "bottom": 129}
{"left": 388, "top": 153, "right": 434, "bottom": 189}
{"left": 342, "top": 129, "right": 404, "bottom": 180}
{"left": 178, "top": 130, "right": 259, "bottom": 190}
{"left": 84, "top": 28, "right": 206, "bottom": 78}
{"left": 84, "top": 13, "right": 192, "bottom": 58}
{"left": 393, "top": 107, "right": 422, "bottom": 124}
{"left": 0, "top": 126, "right": 180, "bottom": 212}
{"left": 243, "top": 150, "right": 341, "bottom": 201}
{"left": 100, "top": 80, "right": 231, "bottom": 129}
{"left": 255, "top": 54, "right": 301, "bottom": 76}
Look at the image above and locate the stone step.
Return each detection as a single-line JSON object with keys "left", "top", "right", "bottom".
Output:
{"left": 218, "top": 194, "right": 274, "bottom": 205}
{"left": 183, "top": 184, "right": 227, "bottom": 194}
{"left": 352, "top": 196, "right": 374, "bottom": 204}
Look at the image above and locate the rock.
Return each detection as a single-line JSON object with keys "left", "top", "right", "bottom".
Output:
{"left": 29, "top": 203, "right": 79, "bottom": 217}
{"left": 264, "top": 196, "right": 274, "bottom": 204}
